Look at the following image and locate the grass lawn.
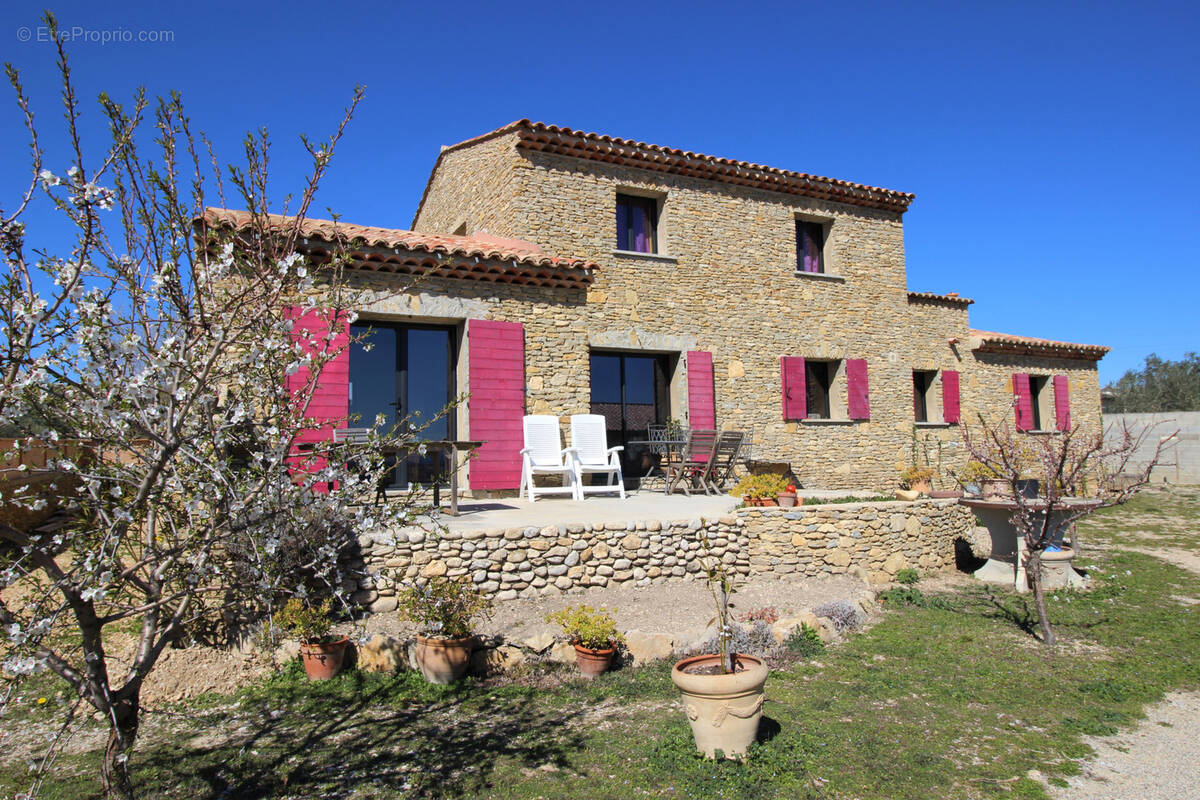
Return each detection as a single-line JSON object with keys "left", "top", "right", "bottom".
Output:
{"left": 3, "top": 486, "right": 1198, "bottom": 799}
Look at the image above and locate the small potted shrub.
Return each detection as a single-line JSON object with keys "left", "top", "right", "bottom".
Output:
{"left": 276, "top": 598, "right": 349, "bottom": 681}
{"left": 397, "top": 575, "right": 493, "bottom": 684}
{"left": 732, "top": 473, "right": 790, "bottom": 506}
{"left": 898, "top": 465, "right": 935, "bottom": 495}
{"left": 777, "top": 483, "right": 799, "bottom": 508}
{"left": 671, "top": 531, "right": 768, "bottom": 759}
{"left": 959, "top": 461, "right": 1008, "bottom": 498}
{"left": 546, "top": 605, "right": 624, "bottom": 679}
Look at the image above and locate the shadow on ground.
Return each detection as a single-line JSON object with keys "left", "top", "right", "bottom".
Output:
{"left": 135, "top": 675, "right": 585, "bottom": 798}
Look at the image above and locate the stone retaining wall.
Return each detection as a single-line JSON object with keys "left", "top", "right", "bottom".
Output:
{"left": 741, "top": 499, "right": 977, "bottom": 584}
{"left": 349, "top": 498, "right": 977, "bottom": 612}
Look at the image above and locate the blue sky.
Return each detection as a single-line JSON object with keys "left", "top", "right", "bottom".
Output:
{"left": 3, "top": 0, "right": 1197, "bottom": 386}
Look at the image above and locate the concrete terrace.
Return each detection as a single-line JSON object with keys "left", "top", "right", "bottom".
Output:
{"left": 410, "top": 488, "right": 868, "bottom": 532}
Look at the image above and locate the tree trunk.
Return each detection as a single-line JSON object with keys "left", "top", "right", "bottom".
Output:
{"left": 1025, "top": 550, "right": 1057, "bottom": 646}
{"left": 100, "top": 692, "right": 140, "bottom": 799}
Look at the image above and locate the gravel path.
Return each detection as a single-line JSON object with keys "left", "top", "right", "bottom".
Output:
{"left": 1048, "top": 691, "right": 1200, "bottom": 800}
{"left": 1050, "top": 508, "right": 1200, "bottom": 800}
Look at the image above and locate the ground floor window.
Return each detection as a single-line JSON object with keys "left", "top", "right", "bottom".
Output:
{"left": 913, "top": 370, "right": 936, "bottom": 422}
{"left": 1029, "top": 375, "right": 1050, "bottom": 431}
{"left": 805, "top": 360, "right": 836, "bottom": 419}
{"left": 589, "top": 351, "right": 671, "bottom": 478}
{"left": 349, "top": 321, "right": 456, "bottom": 487}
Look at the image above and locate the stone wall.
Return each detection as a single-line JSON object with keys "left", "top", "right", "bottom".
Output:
{"left": 742, "top": 499, "right": 977, "bottom": 584}
{"left": 348, "top": 499, "right": 977, "bottom": 612}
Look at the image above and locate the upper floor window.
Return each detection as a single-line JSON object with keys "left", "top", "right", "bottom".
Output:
{"left": 616, "top": 194, "right": 658, "bottom": 254}
{"left": 796, "top": 220, "right": 825, "bottom": 274}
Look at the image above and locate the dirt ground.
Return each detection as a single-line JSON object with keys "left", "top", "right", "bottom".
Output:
{"left": 358, "top": 571, "right": 872, "bottom": 649}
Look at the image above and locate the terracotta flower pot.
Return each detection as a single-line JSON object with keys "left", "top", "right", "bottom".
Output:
{"left": 777, "top": 493, "right": 797, "bottom": 508}
{"left": 981, "top": 478, "right": 1011, "bottom": 498}
{"left": 671, "top": 653, "right": 769, "bottom": 758}
{"left": 299, "top": 636, "right": 350, "bottom": 680}
{"left": 909, "top": 479, "right": 931, "bottom": 495}
{"left": 415, "top": 635, "right": 475, "bottom": 684}
{"left": 573, "top": 643, "right": 616, "bottom": 679}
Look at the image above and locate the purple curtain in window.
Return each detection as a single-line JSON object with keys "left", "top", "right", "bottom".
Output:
{"left": 798, "top": 222, "right": 823, "bottom": 273}
{"left": 617, "top": 195, "right": 656, "bottom": 253}
{"left": 632, "top": 205, "right": 646, "bottom": 252}
{"left": 616, "top": 201, "right": 630, "bottom": 251}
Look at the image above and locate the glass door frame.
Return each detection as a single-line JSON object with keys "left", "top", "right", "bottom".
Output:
{"left": 349, "top": 319, "right": 458, "bottom": 488}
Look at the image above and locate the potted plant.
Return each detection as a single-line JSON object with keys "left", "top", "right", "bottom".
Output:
{"left": 546, "top": 604, "right": 624, "bottom": 679}
{"left": 731, "top": 473, "right": 789, "bottom": 506}
{"left": 898, "top": 465, "right": 935, "bottom": 495}
{"left": 397, "top": 575, "right": 493, "bottom": 684}
{"left": 276, "top": 598, "right": 349, "bottom": 681}
{"left": 959, "top": 460, "right": 1008, "bottom": 498}
{"left": 671, "top": 531, "right": 768, "bottom": 758}
{"left": 777, "top": 483, "right": 799, "bottom": 508}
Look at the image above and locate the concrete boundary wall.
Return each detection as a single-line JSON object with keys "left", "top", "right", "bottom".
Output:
{"left": 349, "top": 499, "right": 976, "bottom": 612}
{"left": 1103, "top": 412, "right": 1200, "bottom": 485}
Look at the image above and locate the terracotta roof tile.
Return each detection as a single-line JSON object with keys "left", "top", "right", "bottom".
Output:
{"left": 415, "top": 120, "right": 915, "bottom": 225}
{"left": 970, "top": 329, "right": 1109, "bottom": 361}
{"left": 199, "top": 208, "right": 597, "bottom": 289}
{"left": 907, "top": 290, "right": 974, "bottom": 307}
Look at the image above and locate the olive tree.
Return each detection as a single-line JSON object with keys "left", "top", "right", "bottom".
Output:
{"left": 1, "top": 17, "right": 419, "bottom": 797}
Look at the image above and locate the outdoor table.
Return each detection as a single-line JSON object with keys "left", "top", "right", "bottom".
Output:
{"left": 958, "top": 496, "right": 1099, "bottom": 592}
{"left": 626, "top": 438, "right": 685, "bottom": 486}
{"left": 299, "top": 438, "right": 484, "bottom": 516}
{"left": 393, "top": 440, "right": 483, "bottom": 516}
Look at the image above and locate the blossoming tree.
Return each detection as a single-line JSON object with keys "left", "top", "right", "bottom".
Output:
{"left": 1, "top": 18, "right": 422, "bottom": 798}
{"left": 961, "top": 416, "right": 1174, "bottom": 646}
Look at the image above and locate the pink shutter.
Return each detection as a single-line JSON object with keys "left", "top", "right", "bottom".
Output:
{"left": 846, "top": 358, "right": 870, "bottom": 420}
{"left": 941, "top": 369, "right": 961, "bottom": 424}
{"left": 468, "top": 319, "right": 525, "bottom": 490}
{"left": 781, "top": 356, "right": 807, "bottom": 419}
{"left": 285, "top": 306, "right": 350, "bottom": 490}
{"left": 687, "top": 351, "right": 716, "bottom": 429}
{"left": 1053, "top": 374, "right": 1071, "bottom": 431}
{"left": 1012, "top": 373, "right": 1034, "bottom": 431}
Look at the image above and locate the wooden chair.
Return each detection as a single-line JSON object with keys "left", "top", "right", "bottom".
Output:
{"left": 666, "top": 429, "right": 718, "bottom": 496}
{"left": 520, "top": 415, "right": 578, "bottom": 502}
{"left": 703, "top": 430, "right": 746, "bottom": 494}
{"left": 569, "top": 414, "right": 626, "bottom": 499}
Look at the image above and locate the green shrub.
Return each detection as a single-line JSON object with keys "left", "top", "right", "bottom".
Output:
{"left": 546, "top": 604, "right": 624, "bottom": 650}
{"left": 898, "top": 465, "right": 935, "bottom": 488}
{"left": 877, "top": 586, "right": 952, "bottom": 610}
{"left": 397, "top": 575, "right": 493, "bottom": 638}
{"left": 275, "top": 598, "right": 334, "bottom": 644}
{"left": 784, "top": 623, "right": 825, "bottom": 657}
{"left": 895, "top": 567, "right": 921, "bottom": 585}
{"left": 731, "top": 472, "right": 790, "bottom": 499}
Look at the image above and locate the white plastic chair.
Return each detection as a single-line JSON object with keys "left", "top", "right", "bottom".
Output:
{"left": 519, "top": 415, "right": 578, "bottom": 502}
{"left": 569, "top": 414, "right": 626, "bottom": 499}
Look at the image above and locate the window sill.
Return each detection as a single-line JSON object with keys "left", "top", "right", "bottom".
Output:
{"left": 1025, "top": 429, "right": 1062, "bottom": 435}
{"left": 612, "top": 249, "right": 678, "bottom": 263}
{"left": 800, "top": 418, "right": 857, "bottom": 426}
{"left": 915, "top": 421, "right": 954, "bottom": 429}
{"left": 793, "top": 270, "right": 845, "bottom": 283}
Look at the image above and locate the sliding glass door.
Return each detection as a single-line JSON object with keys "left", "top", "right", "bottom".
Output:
{"left": 589, "top": 352, "right": 671, "bottom": 479}
{"left": 349, "top": 322, "right": 455, "bottom": 487}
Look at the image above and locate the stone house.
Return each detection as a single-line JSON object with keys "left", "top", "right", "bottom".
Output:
{"left": 203, "top": 120, "right": 1108, "bottom": 493}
